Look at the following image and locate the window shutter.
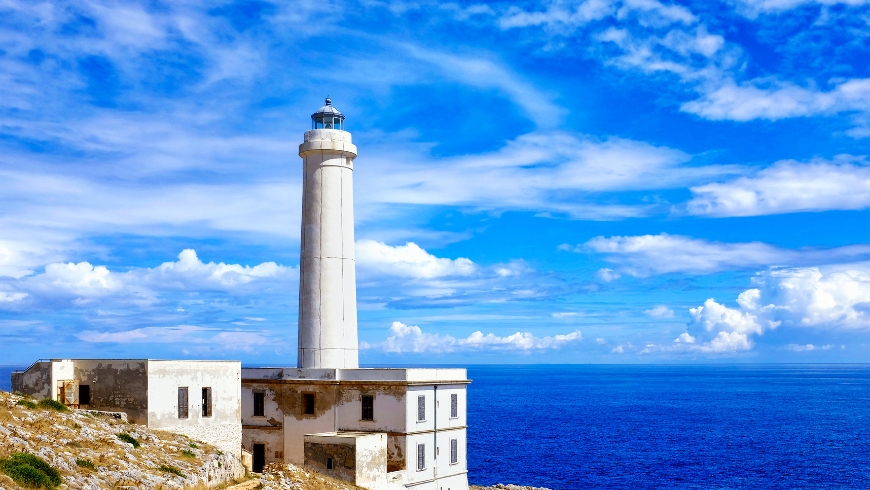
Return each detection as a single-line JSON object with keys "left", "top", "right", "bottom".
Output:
{"left": 417, "top": 443, "right": 425, "bottom": 471}
{"left": 417, "top": 395, "right": 425, "bottom": 421}
{"left": 202, "top": 387, "right": 212, "bottom": 417}
{"left": 178, "top": 387, "right": 189, "bottom": 419}
{"left": 450, "top": 438, "right": 458, "bottom": 464}
{"left": 451, "top": 393, "right": 458, "bottom": 418}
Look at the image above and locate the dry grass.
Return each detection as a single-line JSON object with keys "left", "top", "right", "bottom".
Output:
{"left": 0, "top": 391, "right": 238, "bottom": 489}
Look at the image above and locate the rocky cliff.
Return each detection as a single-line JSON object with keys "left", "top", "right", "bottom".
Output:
{"left": 0, "top": 391, "right": 245, "bottom": 489}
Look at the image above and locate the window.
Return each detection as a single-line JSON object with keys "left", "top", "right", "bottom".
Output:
{"left": 178, "top": 387, "right": 189, "bottom": 419}
{"left": 450, "top": 438, "right": 458, "bottom": 465}
{"left": 79, "top": 385, "right": 91, "bottom": 405}
{"left": 326, "top": 457, "right": 334, "bottom": 470}
{"left": 417, "top": 443, "right": 425, "bottom": 471}
{"left": 450, "top": 393, "right": 458, "bottom": 419}
{"left": 202, "top": 387, "right": 212, "bottom": 417}
{"left": 361, "top": 395, "right": 374, "bottom": 421}
{"left": 302, "top": 393, "right": 315, "bottom": 415}
{"left": 417, "top": 395, "right": 425, "bottom": 422}
{"left": 253, "top": 392, "right": 265, "bottom": 417}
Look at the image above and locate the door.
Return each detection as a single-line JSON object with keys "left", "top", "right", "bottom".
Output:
{"left": 253, "top": 443, "right": 265, "bottom": 473}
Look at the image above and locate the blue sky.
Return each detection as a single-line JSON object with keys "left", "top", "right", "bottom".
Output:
{"left": 1, "top": 0, "right": 870, "bottom": 365}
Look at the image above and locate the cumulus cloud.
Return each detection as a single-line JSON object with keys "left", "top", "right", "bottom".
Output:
{"left": 656, "top": 263, "right": 870, "bottom": 355}
{"left": 581, "top": 233, "right": 870, "bottom": 275}
{"left": 687, "top": 157, "right": 870, "bottom": 217}
{"left": 362, "top": 321, "right": 582, "bottom": 353}
{"left": 0, "top": 249, "right": 293, "bottom": 309}
{"left": 355, "top": 240, "right": 476, "bottom": 279}
{"left": 645, "top": 305, "right": 674, "bottom": 318}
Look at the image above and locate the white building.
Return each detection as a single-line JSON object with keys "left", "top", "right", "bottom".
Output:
{"left": 241, "top": 99, "right": 470, "bottom": 490}
{"left": 11, "top": 358, "right": 242, "bottom": 458}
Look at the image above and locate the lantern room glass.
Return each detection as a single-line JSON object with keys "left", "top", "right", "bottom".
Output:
{"left": 312, "top": 116, "right": 343, "bottom": 130}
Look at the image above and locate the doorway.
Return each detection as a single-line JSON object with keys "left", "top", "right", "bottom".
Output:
{"left": 253, "top": 444, "right": 265, "bottom": 473}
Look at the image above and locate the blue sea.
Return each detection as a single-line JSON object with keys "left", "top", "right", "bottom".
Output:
{"left": 3, "top": 364, "right": 870, "bottom": 488}
{"left": 467, "top": 365, "right": 870, "bottom": 489}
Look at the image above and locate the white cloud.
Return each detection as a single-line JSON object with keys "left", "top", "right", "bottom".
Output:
{"left": 660, "top": 262, "right": 870, "bottom": 356}
{"left": 596, "top": 268, "right": 622, "bottom": 282}
{"left": 365, "top": 321, "right": 582, "bottom": 353}
{"left": 681, "top": 78, "right": 870, "bottom": 122}
{"left": 499, "top": 0, "right": 696, "bottom": 31}
{"left": 0, "top": 249, "right": 293, "bottom": 309}
{"left": 78, "top": 325, "right": 271, "bottom": 350}
{"left": 645, "top": 305, "right": 674, "bottom": 318}
{"left": 585, "top": 234, "right": 785, "bottom": 275}
{"left": 355, "top": 240, "right": 476, "bottom": 279}
{"left": 689, "top": 297, "right": 768, "bottom": 335}
{"left": 582, "top": 233, "right": 870, "bottom": 275}
{"left": 552, "top": 312, "right": 579, "bottom": 318}
{"left": 785, "top": 343, "right": 833, "bottom": 352}
{"left": 733, "top": 0, "right": 870, "bottom": 16}
{"left": 0, "top": 292, "right": 27, "bottom": 302}
{"left": 687, "top": 157, "right": 870, "bottom": 217}
{"left": 360, "top": 131, "right": 734, "bottom": 220}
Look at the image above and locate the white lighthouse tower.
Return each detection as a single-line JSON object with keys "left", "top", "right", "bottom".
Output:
{"left": 240, "top": 99, "right": 469, "bottom": 490}
{"left": 297, "top": 98, "right": 359, "bottom": 369}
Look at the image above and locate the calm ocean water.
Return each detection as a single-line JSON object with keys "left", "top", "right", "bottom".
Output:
{"left": 467, "top": 364, "right": 870, "bottom": 489}
{"left": 3, "top": 364, "right": 869, "bottom": 488}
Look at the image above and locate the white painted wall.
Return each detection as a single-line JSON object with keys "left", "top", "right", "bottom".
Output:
{"left": 435, "top": 428, "right": 467, "bottom": 479}
{"left": 147, "top": 360, "right": 242, "bottom": 457}
{"left": 51, "top": 360, "right": 74, "bottom": 401}
{"left": 435, "top": 385, "right": 467, "bottom": 430}
{"left": 337, "top": 388, "right": 407, "bottom": 434}
{"left": 407, "top": 386, "right": 436, "bottom": 433}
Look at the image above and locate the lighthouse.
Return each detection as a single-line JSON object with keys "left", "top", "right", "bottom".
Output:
{"left": 242, "top": 100, "right": 470, "bottom": 488}
{"left": 297, "top": 98, "right": 359, "bottom": 369}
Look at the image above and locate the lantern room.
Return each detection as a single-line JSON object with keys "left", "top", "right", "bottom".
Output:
{"left": 311, "top": 97, "right": 345, "bottom": 130}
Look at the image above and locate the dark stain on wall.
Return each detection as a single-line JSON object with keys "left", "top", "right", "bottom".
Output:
{"left": 74, "top": 361, "right": 148, "bottom": 423}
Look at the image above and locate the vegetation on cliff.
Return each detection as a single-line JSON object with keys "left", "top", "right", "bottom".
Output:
{"left": 0, "top": 391, "right": 244, "bottom": 489}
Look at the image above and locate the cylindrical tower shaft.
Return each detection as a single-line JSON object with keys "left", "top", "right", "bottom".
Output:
{"left": 297, "top": 126, "right": 359, "bottom": 369}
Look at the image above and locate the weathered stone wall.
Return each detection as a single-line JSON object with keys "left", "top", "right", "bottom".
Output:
{"left": 304, "top": 441, "right": 356, "bottom": 484}
{"left": 10, "top": 361, "right": 51, "bottom": 398}
{"left": 73, "top": 360, "right": 149, "bottom": 423}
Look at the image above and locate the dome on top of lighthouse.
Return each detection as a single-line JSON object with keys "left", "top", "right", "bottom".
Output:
{"left": 311, "top": 97, "right": 345, "bottom": 130}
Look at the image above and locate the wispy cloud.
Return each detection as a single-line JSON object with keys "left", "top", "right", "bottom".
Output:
{"left": 361, "top": 321, "right": 582, "bottom": 353}
{"left": 578, "top": 233, "right": 870, "bottom": 275}
{"left": 686, "top": 157, "right": 870, "bottom": 217}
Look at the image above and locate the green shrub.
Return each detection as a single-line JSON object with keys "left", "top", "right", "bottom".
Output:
{"left": 36, "top": 399, "right": 68, "bottom": 412}
{"left": 16, "top": 399, "right": 36, "bottom": 409}
{"left": 180, "top": 449, "right": 196, "bottom": 458}
{"left": 159, "top": 464, "right": 185, "bottom": 478}
{"left": 0, "top": 453, "right": 63, "bottom": 489}
{"left": 189, "top": 442, "right": 198, "bottom": 449}
{"left": 75, "top": 458, "right": 95, "bottom": 471}
{"left": 116, "top": 433, "right": 140, "bottom": 448}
